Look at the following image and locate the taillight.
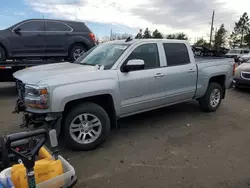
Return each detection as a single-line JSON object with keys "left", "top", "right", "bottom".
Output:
{"left": 89, "top": 33, "right": 96, "bottom": 42}
{"left": 233, "top": 63, "right": 236, "bottom": 76}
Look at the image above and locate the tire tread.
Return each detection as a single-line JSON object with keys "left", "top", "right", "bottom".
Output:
{"left": 199, "top": 82, "right": 223, "bottom": 112}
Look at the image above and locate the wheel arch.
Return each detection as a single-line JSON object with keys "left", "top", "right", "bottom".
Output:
{"left": 62, "top": 94, "right": 117, "bottom": 129}
{"left": 208, "top": 75, "right": 226, "bottom": 98}
{"left": 0, "top": 42, "right": 8, "bottom": 59}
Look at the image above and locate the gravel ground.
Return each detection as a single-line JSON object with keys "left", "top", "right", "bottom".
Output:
{"left": 1, "top": 83, "right": 250, "bottom": 188}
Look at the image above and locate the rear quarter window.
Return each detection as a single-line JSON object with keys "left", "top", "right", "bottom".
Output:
{"left": 69, "top": 22, "right": 90, "bottom": 32}
{"left": 163, "top": 43, "right": 190, "bottom": 66}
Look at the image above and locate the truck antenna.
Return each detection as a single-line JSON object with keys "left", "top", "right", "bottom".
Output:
{"left": 125, "top": 37, "right": 133, "bottom": 42}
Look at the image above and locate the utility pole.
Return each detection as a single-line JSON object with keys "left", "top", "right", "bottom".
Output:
{"left": 209, "top": 10, "right": 215, "bottom": 46}
{"left": 110, "top": 29, "right": 113, "bottom": 41}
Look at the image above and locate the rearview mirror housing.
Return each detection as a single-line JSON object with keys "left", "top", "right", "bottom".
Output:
{"left": 121, "top": 59, "right": 145, "bottom": 72}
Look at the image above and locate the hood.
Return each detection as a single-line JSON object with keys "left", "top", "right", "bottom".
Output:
{"left": 13, "top": 62, "right": 99, "bottom": 85}
{"left": 240, "top": 54, "right": 250, "bottom": 59}
{"left": 238, "top": 63, "right": 250, "bottom": 72}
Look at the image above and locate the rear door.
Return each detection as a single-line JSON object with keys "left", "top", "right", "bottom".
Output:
{"left": 9, "top": 20, "right": 45, "bottom": 57}
{"left": 44, "top": 21, "right": 73, "bottom": 56}
{"left": 160, "top": 42, "right": 197, "bottom": 103}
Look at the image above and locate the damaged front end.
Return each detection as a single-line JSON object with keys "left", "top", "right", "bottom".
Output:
{"left": 14, "top": 79, "right": 62, "bottom": 135}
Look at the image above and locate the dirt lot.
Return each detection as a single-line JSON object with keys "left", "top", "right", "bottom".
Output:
{"left": 1, "top": 83, "right": 250, "bottom": 188}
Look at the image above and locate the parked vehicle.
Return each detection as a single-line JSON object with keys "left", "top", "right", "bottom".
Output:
{"left": 225, "top": 48, "right": 249, "bottom": 58}
{"left": 192, "top": 46, "right": 229, "bottom": 57}
{"left": 13, "top": 39, "right": 234, "bottom": 151}
{"left": 233, "top": 58, "right": 250, "bottom": 88}
{"left": 192, "top": 46, "right": 213, "bottom": 56}
{"left": 0, "top": 19, "right": 96, "bottom": 61}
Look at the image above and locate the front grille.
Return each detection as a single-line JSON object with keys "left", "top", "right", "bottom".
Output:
{"left": 241, "top": 72, "right": 250, "bottom": 80}
{"left": 16, "top": 79, "right": 25, "bottom": 101}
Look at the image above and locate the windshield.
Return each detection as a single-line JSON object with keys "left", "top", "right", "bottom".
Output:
{"left": 228, "top": 49, "right": 241, "bottom": 54}
{"left": 75, "top": 43, "right": 130, "bottom": 69}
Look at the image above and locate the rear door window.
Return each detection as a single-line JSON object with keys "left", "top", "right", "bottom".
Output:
{"left": 46, "top": 21, "right": 72, "bottom": 32}
{"left": 163, "top": 43, "right": 190, "bottom": 66}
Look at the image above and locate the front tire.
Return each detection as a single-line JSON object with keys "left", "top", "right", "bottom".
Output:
{"left": 0, "top": 46, "right": 7, "bottom": 61}
{"left": 63, "top": 102, "right": 110, "bottom": 150}
{"left": 199, "top": 82, "right": 223, "bottom": 112}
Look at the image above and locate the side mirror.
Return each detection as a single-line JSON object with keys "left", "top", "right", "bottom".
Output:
{"left": 121, "top": 59, "right": 145, "bottom": 72}
{"left": 13, "top": 27, "right": 21, "bottom": 34}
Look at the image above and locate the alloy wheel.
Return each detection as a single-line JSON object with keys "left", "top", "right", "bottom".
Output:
{"left": 69, "top": 113, "right": 102, "bottom": 144}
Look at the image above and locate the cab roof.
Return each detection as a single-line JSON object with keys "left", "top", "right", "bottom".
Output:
{"left": 106, "top": 38, "right": 189, "bottom": 45}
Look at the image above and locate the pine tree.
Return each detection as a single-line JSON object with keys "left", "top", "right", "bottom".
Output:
{"left": 152, "top": 29, "right": 163, "bottom": 39}
{"left": 232, "top": 12, "right": 250, "bottom": 47}
{"left": 176, "top": 33, "right": 188, "bottom": 40}
{"left": 194, "top": 38, "right": 210, "bottom": 48}
{"left": 166, "top": 33, "right": 188, "bottom": 40}
{"left": 143, "top": 28, "right": 152, "bottom": 38}
{"left": 166, "top": 34, "right": 175, "bottom": 39}
{"left": 214, "top": 24, "right": 227, "bottom": 50}
{"left": 244, "top": 30, "right": 250, "bottom": 48}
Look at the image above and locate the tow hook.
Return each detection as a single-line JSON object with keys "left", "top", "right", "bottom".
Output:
{"left": 12, "top": 99, "right": 26, "bottom": 114}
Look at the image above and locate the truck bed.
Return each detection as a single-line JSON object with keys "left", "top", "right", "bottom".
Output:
{"left": 194, "top": 57, "right": 234, "bottom": 98}
{"left": 195, "top": 57, "right": 233, "bottom": 64}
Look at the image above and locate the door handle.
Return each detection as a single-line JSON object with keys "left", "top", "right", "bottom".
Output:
{"left": 188, "top": 69, "right": 196, "bottom": 73}
{"left": 154, "top": 73, "right": 164, "bottom": 78}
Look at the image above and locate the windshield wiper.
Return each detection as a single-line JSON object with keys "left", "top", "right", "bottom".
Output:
{"left": 80, "top": 62, "right": 96, "bottom": 66}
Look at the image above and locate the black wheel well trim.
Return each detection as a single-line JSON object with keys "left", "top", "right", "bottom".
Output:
{"left": 62, "top": 94, "right": 117, "bottom": 129}
{"left": 208, "top": 75, "right": 226, "bottom": 98}
{"left": 0, "top": 42, "right": 8, "bottom": 58}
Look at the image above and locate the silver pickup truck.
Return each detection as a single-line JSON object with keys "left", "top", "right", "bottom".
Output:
{"left": 13, "top": 39, "right": 234, "bottom": 150}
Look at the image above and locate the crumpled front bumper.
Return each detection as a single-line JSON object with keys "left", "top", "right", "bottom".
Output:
{"left": 14, "top": 96, "right": 62, "bottom": 135}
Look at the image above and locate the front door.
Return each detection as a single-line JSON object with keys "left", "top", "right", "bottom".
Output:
{"left": 118, "top": 43, "right": 166, "bottom": 116}
{"left": 44, "top": 21, "right": 72, "bottom": 57}
{"left": 161, "top": 42, "right": 197, "bottom": 103}
{"left": 9, "top": 20, "right": 45, "bottom": 57}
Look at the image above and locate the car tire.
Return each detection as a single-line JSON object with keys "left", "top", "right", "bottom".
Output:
{"left": 69, "top": 44, "right": 87, "bottom": 61}
{"left": 199, "top": 82, "right": 223, "bottom": 112}
{"left": 0, "top": 46, "right": 7, "bottom": 61}
{"left": 63, "top": 102, "right": 110, "bottom": 150}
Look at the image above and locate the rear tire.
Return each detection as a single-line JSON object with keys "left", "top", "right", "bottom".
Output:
{"left": 199, "top": 82, "right": 223, "bottom": 112}
{"left": 69, "top": 44, "right": 87, "bottom": 61}
{"left": 63, "top": 102, "right": 110, "bottom": 150}
{"left": 0, "top": 46, "right": 6, "bottom": 61}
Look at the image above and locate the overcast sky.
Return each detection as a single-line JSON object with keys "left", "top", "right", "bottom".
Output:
{"left": 1, "top": 0, "right": 250, "bottom": 43}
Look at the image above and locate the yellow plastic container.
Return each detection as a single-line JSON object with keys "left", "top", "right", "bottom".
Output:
{"left": 38, "top": 147, "right": 52, "bottom": 159}
{"left": 11, "top": 159, "right": 63, "bottom": 188}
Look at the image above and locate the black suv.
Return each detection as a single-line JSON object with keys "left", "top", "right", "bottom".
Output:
{"left": 0, "top": 19, "right": 96, "bottom": 61}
